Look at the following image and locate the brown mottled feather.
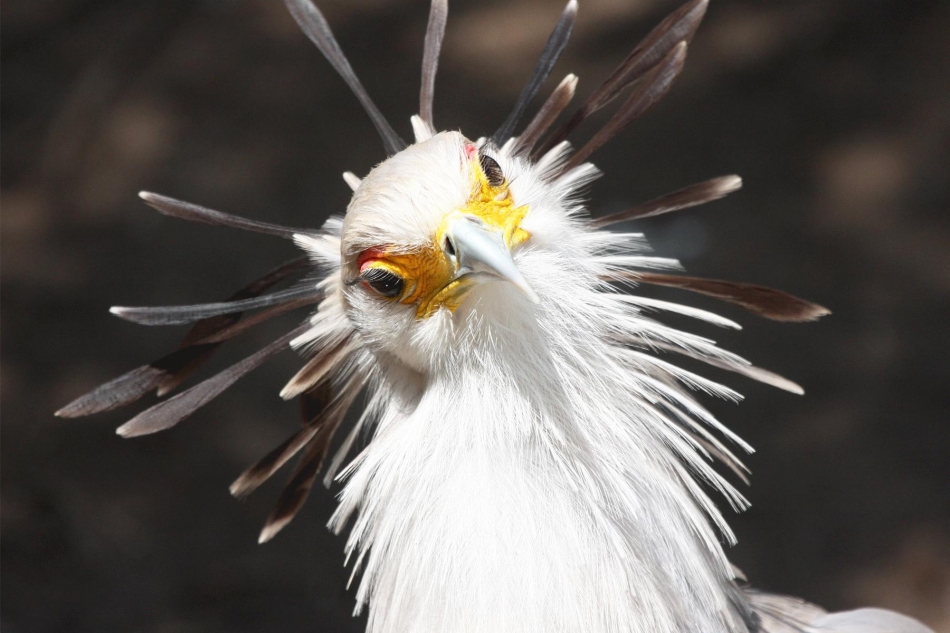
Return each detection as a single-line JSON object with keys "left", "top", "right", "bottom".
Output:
{"left": 300, "top": 382, "right": 333, "bottom": 426}
{"left": 229, "top": 384, "right": 335, "bottom": 499}
{"left": 230, "top": 425, "right": 324, "bottom": 500}
{"left": 55, "top": 363, "right": 172, "bottom": 418}
{"left": 258, "top": 444, "right": 325, "bottom": 543}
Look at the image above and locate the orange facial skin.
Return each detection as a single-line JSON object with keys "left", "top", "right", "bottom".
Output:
{"left": 357, "top": 144, "right": 530, "bottom": 318}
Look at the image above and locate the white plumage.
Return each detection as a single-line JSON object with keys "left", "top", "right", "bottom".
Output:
{"left": 300, "top": 132, "right": 740, "bottom": 632}
{"left": 58, "top": 1, "right": 934, "bottom": 633}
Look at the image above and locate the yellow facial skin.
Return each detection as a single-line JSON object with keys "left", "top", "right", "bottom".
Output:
{"left": 359, "top": 151, "right": 530, "bottom": 318}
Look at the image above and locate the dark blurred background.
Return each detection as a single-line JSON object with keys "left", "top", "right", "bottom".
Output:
{"left": 2, "top": 0, "right": 949, "bottom": 631}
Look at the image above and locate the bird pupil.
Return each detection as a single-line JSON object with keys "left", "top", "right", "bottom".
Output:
{"left": 363, "top": 269, "right": 404, "bottom": 298}
{"left": 479, "top": 154, "right": 505, "bottom": 187}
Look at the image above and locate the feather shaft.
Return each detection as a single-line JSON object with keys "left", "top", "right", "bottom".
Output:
{"left": 190, "top": 297, "right": 318, "bottom": 345}
{"left": 57, "top": 258, "right": 312, "bottom": 415}
{"left": 625, "top": 337, "right": 803, "bottom": 395}
{"left": 158, "top": 257, "right": 312, "bottom": 391}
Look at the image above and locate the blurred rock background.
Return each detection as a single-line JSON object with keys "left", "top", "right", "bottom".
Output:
{"left": 2, "top": 0, "right": 948, "bottom": 631}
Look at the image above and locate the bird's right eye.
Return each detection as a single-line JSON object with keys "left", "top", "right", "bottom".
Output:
{"left": 360, "top": 267, "right": 405, "bottom": 298}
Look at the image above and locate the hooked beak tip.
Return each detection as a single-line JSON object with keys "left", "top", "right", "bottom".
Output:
{"left": 445, "top": 215, "right": 540, "bottom": 305}
{"left": 516, "top": 281, "right": 541, "bottom": 304}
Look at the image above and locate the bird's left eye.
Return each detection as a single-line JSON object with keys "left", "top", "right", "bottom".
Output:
{"left": 479, "top": 153, "right": 505, "bottom": 187}
{"left": 360, "top": 267, "right": 405, "bottom": 298}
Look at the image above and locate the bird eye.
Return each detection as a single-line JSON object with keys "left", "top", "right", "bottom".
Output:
{"left": 479, "top": 153, "right": 505, "bottom": 187}
{"left": 360, "top": 267, "right": 404, "bottom": 298}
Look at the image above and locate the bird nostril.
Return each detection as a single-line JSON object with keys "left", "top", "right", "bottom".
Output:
{"left": 444, "top": 236, "right": 456, "bottom": 258}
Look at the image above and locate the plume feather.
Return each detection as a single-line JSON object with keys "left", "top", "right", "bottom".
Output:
{"left": 139, "top": 192, "right": 312, "bottom": 239}
{"left": 282, "top": 0, "right": 407, "bottom": 155}
{"left": 280, "top": 336, "right": 355, "bottom": 400}
{"left": 491, "top": 0, "right": 577, "bottom": 145}
{"left": 624, "top": 272, "right": 831, "bottom": 322}
{"left": 56, "top": 363, "right": 172, "bottom": 419}
{"left": 419, "top": 0, "right": 448, "bottom": 129}
{"left": 561, "top": 41, "right": 687, "bottom": 173}
{"left": 230, "top": 424, "right": 323, "bottom": 499}
{"left": 512, "top": 73, "right": 577, "bottom": 157}
{"left": 258, "top": 381, "right": 362, "bottom": 542}
{"left": 57, "top": 258, "right": 312, "bottom": 416}
{"left": 115, "top": 324, "right": 310, "bottom": 438}
{"left": 540, "top": 0, "right": 708, "bottom": 153}
{"left": 111, "top": 285, "right": 322, "bottom": 327}
{"left": 342, "top": 172, "right": 362, "bottom": 192}
{"left": 592, "top": 175, "right": 742, "bottom": 228}
{"left": 625, "top": 337, "right": 804, "bottom": 395}
{"left": 188, "top": 298, "right": 318, "bottom": 346}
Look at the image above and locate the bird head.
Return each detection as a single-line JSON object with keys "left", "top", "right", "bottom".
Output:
{"left": 338, "top": 132, "right": 550, "bottom": 371}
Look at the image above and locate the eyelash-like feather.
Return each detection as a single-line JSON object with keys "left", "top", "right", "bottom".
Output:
{"left": 359, "top": 267, "right": 405, "bottom": 298}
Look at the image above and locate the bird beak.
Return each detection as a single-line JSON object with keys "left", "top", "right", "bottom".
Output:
{"left": 442, "top": 214, "right": 540, "bottom": 304}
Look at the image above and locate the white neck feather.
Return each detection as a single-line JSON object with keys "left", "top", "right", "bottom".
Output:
{"left": 331, "top": 262, "right": 752, "bottom": 633}
{"left": 286, "top": 141, "right": 764, "bottom": 633}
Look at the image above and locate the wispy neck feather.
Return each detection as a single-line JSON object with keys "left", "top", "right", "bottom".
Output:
{"left": 332, "top": 230, "right": 755, "bottom": 633}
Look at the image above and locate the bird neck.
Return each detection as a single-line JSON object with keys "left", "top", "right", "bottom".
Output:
{"left": 333, "top": 303, "right": 752, "bottom": 633}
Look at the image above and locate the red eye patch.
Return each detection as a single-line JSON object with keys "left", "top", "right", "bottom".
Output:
{"left": 463, "top": 142, "right": 477, "bottom": 160}
{"left": 357, "top": 246, "right": 387, "bottom": 272}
